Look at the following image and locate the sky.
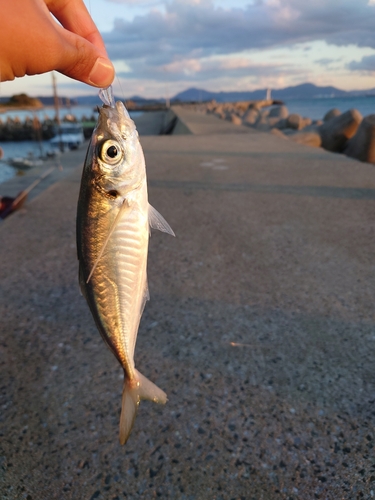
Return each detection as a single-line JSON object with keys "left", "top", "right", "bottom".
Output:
{"left": 2, "top": 0, "right": 375, "bottom": 98}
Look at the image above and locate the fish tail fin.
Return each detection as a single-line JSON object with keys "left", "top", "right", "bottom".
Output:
{"left": 119, "top": 369, "right": 167, "bottom": 445}
{"left": 119, "top": 379, "right": 139, "bottom": 446}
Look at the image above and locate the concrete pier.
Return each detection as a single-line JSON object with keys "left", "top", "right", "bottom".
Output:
{"left": 0, "top": 110, "right": 375, "bottom": 499}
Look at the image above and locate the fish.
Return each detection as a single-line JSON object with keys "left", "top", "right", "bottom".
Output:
{"left": 76, "top": 86, "right": 174, "bottom": 445}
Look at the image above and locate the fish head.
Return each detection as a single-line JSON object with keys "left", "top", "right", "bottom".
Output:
{"left": 87, "top": 100, "right": 145, "bottom": 197}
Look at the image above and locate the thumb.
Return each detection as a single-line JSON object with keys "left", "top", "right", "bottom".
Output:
{"left": 55, "top": 30, "right": 115, "bottom": 87}
{"left": 87, "top": 56, "right": 115, "bottom": 88}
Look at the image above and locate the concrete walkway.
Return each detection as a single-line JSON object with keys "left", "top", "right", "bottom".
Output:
{"left": 1, "top": 112, "right": 375, "bottom": 499}
{"left": 171, "top": 106, "right": 255, "bottom": 135}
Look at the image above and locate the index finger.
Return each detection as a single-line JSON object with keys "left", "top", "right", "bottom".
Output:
{"left": 46, "top": 0, "right": 108, "bottom": 56}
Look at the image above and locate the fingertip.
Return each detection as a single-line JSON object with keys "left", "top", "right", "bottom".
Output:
{"left": 88, "top": 57, "right": 115, "bottom": 88}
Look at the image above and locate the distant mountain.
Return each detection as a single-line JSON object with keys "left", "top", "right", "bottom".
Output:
{"left": 73, "top": 94, "right": 164, "bottom": 105}
{"left": 2, "top": 82, "right": 375, "bottom": 109}
{"left": 37, "top": 96, "right": 78, "bottom": 106}
{"left": 39, "top": 94, "right": 124, "bottom": 106}
{"left": 68, "top": 95, "right": 102, "bottom": 106}
{"left": 172, "top": 83, "right": 374, "bottom": 102}
{"left": 69, "top": 84, "right": 375, "bottom": 105}
{"left": 127, "top": 95, "right": 165, "bottom": 104}
{"left": 271, "top": 83, "right": 348, "bottom": 99}
{"left": 173, "top": 88, "right": 220, "bottom": 102}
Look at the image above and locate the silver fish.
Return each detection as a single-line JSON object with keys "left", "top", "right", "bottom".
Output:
{"left": 76, "top": 86, "right": 174, "bottom": 445}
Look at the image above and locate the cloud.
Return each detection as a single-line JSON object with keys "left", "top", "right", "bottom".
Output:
{"left": 105, "top": 0, "right": 302, "bottom": 64}
{"left": 105, "top": 0, "right": 161, "bottom": 4}
{"left": 103, "top": 0, "right": 375, "bottom": 81}
{"left": 315, "top": 58, "right": 342, "bottom": 66}
{"left": 118, "top": 53, "right": 299, "bottom": 83}
{"left": 348, "top": 54, "right": 375, "bottom": 72}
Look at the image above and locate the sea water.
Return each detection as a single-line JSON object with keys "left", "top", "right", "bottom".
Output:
{"left": 0, "top": 140, "right": 55, "bottom": 186}
{"left": 0, "top": 107, "right": 143, "bottom": 186}
{"left": 284, "top": 96, "right": 375, "bottom": 121}
{"left": 0, "top": 105, "right": 98, "bottom": 122}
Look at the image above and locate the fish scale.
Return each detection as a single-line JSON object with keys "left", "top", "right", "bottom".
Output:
{"left": 76, "top": 86, "right": 174, "bottom": 445}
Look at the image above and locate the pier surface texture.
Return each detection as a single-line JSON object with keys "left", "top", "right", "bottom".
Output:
{"left": 1, "top": 109, "right": 375, "bottom": 499}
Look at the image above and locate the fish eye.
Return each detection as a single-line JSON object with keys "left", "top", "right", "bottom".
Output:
{"left": 107, "top": 146, "right": 117, "bottom": 158}
{"left": 100, "top": 140, "right": 123, "bottom": 165}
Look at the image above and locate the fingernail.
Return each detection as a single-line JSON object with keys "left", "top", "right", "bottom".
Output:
{"left": 88, "top": 57, "right": 114, "bottom": 87}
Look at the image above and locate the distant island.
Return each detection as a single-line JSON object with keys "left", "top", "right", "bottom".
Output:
{"left": 172, "top": 83, "right": 375, "bottom": 103}
{"left": 70, "top": 82, "right": 375, "bottom": 106}
{"left": 0, "top": 93, "right": 76, "bottom": 111}
{"left": 1, "top": 83, "right": 375, "bottom": 111}
{"left": 0, "top": 93, "right": 43, "bottom": 110}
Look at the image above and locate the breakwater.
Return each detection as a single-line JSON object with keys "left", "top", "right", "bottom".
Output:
{"left": 184, "top": 100, "right": 375, "bottom": 164}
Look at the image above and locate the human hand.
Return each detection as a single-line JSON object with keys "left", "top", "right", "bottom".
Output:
{"left": 0, "top": 0, "right": 114, "bottom": 87}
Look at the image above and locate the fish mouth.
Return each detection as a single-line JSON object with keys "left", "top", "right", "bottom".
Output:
{"left": 98, "top": 103, "right": 120, "bottom": 122}
{"left": 98, "top": 85, "right": 131, "bottom": 122}
{"left": 99, "top": 100, "right": 130, "bottom": 120}
{"left": 97, "top": 101, "right": 134, "bottom": 139}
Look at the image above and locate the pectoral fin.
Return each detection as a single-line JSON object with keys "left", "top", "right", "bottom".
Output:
{"left": 148, "top": 204, "right": 175, "bottom": 236}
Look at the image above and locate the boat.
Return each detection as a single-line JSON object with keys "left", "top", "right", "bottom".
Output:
{"left": 7, "top": 153, "right": 43, "bottom": 169}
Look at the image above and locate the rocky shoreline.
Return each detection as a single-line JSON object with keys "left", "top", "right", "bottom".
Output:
{"left": 188, "top": 100, "right": 375, "bottom": 164}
